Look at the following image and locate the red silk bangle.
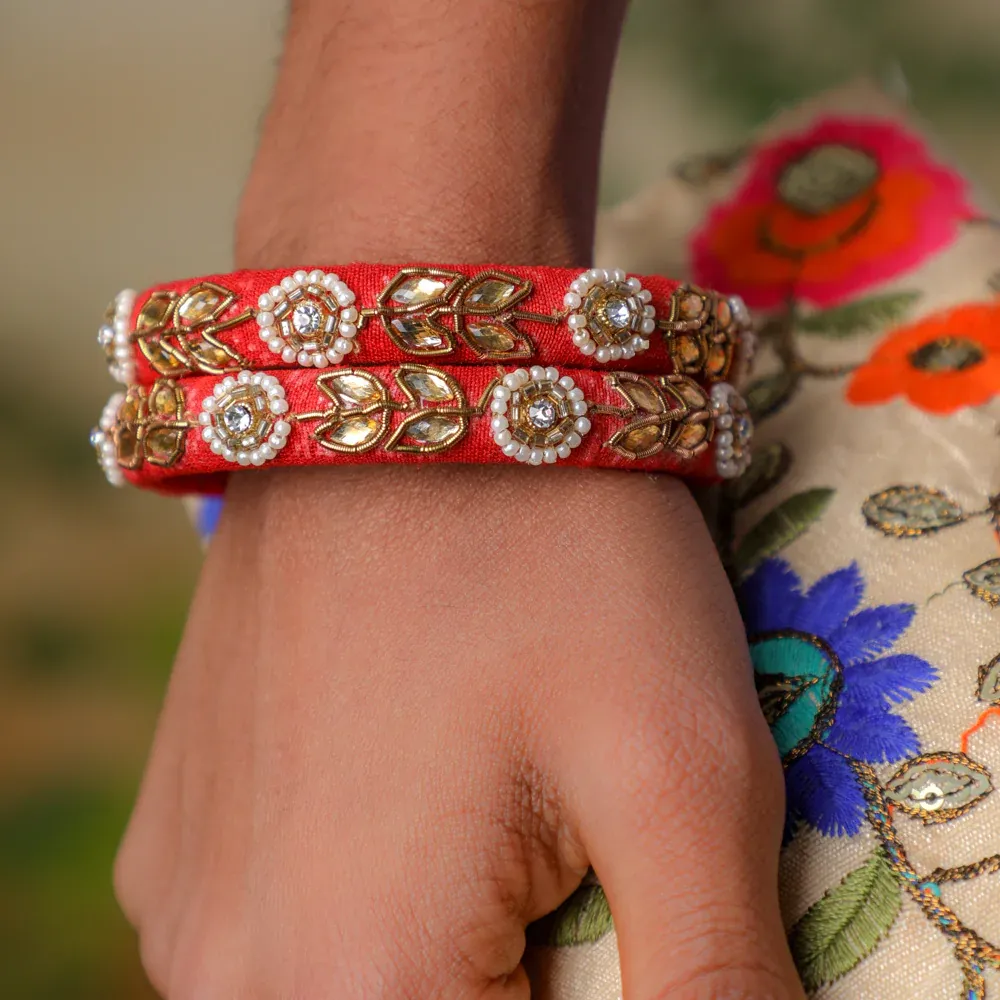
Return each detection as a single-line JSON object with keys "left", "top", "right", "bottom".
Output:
{"left": 97, "top": 264, "right": 754, "bottom": 387}
{"left": 91, "top": 363, "right": 753, "bottom": 494}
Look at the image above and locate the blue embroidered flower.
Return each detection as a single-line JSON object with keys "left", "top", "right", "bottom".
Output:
{"left": 740, "top": 558, "right": 938, "bottom": 838}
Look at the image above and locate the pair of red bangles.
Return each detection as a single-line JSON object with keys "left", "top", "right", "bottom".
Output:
{"left": 90, "top": 263, "right": 755, "bottom": 493}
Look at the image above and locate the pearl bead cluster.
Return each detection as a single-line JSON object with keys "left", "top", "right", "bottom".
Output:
{"left": 710, "top": 382, "right": 753, "bottom": 479}
{"left": 90, "top": 391, "right": 126, "bottom": 486}
{"left": 96, "top": 289, "right": 136, "bottom": 384}
{"left": 199, "top": 371, "right": 291, "bottom": 466}
{"left": 491, "top": 366, "right": 591, "bottom": 465}
{"left": 255, "top": 270, "right": 358, "bottom": 368}
{"left": 564, "top": 269, "right": 655, "bottom": 363}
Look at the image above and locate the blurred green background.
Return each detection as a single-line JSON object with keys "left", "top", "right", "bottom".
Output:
{"left": 2, "top": 1, "right": 999, "bottom": 996}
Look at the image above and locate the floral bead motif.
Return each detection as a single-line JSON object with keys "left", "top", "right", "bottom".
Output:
{"left": 90, "top": 391, "right": 127, "bottom": 486}
{"left": 255, "top": 270, "right": 358, "bottom": 369}
{"left": 96, "top": 289, "right": 136, "bottom": 384}
{"left": 199, "top": 371, "right": 291, "bottom": 466}
{"left": 491, "top": 366, "right": 590, "bottom": 465}
{"left": 709, "top": 382, "right": 752, "bottom": 478}
{"left": 563, "top": 268, "right": 655, "bottom": 363}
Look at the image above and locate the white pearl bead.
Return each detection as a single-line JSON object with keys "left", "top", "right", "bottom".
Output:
{"left": 250, "top": 450, "right": 266, "bottom": 466}
{"left": 495, "top": 430, "right": 512, "bottom": 447}
{"left": 274, "top": 420, "right": 291, "bottom": 436}
{"left": 293, "top": 270, "right": 308, "bottom": 284}
{"left": 202, "top": 396, "right": 217, "bottom": 411}
{"left": 717, "top": 444, "right": 734, "bottom": 460}
{"left": 341, "top": 306, "right": 359, "bottom": 323}
{"left": 717, "top": 430, "right": 734, "bottom": 447}
{"left": 258, "top": 326, "right": 274, "bottom": 341}
{"left": 222, "top": 448, "right": 236, "bottom": 462}
{"left": 280, "top": 276, "right": 297, "bottom": 293}
{"left": 326, "top": 349, "right": 344, "bottom": 363}
{"left": 502, "top": 441, "right": 520, "bottom": 457}
{"left": 567, "top": 313, "right": 587, "bottom": 330}
{"left": 336, "top": 289, "right": 355, "bottom": 306}
{"left": 528, "top": 449, "right": 544, "bottom": 466}
{"left": 490, "top": 398, "right": 506, "bottom": 414}
{"left": 338, "top": 322, "right": 357, "bottom": 338}
{"left": 198, "top": 411, "right": 211, "bottom": 425}
{"left": 210, "top": 439, "right": 224, "bottom": 455}
{"left": 574, "top": 417, "right": 591, "bottom": 435}
{"left": 222, "top": 376, "right": 236, "bottom": 388}
{"left": 563, "top": 292, "right": 581, "bottom": 309}
{"left": 626, "top": 277, "right": 641, "bottom": 292}
{"left": 257, "top": 311, "right": 275, "bottom": 327}
{"left": 579, "top": 341, "right": 596, "bottom": 356}
{"left": 334, "top": 337, "right": 353, "bottom": 354}
{"left": 251, "top": 373, "right": 263, "bottom": 385}
{"left": 568, "top": 388, "right": 585, "bottom": 401}
{"left": 491, "top": 415, "right": 509, "bottom": 431}
{"left": 545, "top": 367, "right": 559, "bottom": 382}
{"left": 530, "top": 365, "right": 546, "bottom": 381}
{"left": 516, "top": 444, "right": 531, "bottom": 462}
{"left": 260, "top": 375, "right": 277, "bottom": 389}
{"left": 621, "top": 346, "right": 635, "bottom": 359}
{"left": 556, "top": 443, "right": 571, "bottom": 459}
{"left": 502, "top": 374, "right": 521, "bottom": 389}
{"left": 281, "top": 347, "right": 296, "bottom": 363}
{"left": 609, "top": 346, "right": 623, "bottom": 361}
{"left": 610, "top": 268, "right": 626, "bottom": 282}
{"left": 638, "top": 288, "right": 652, "bottom": 303}
{"left": 238, "top": 370, "right": 252, "bottom": 384}
{"left": 572, "top": 331, "right": 591, "bottom": 347}
{"left": 237, "top": 451, "right": 251, "bottom": 466}
{"left": 570, "top": 279, "right": 587, "bottom": 296}
{"left": 558, "top": 376, "right": 575, "bottom": 390}
{"left": 308, "top": 269, "right": 325, "bottom": 284}
{"left": 270, "top": 399, "right": 289, "bottom": 414}
{"left": 565, "top": 432, "right": 581, "bottom": 449}
{"left": 640, "top": 318, "right": 656, "bottom": 335}
{"left": 297, "top": 350, "right": 312, "bottom": 366}
{"left": 595, "top": 347, "right": 612, "bottom": 363}
{"left": 717, "top": 413, "right": 733, "bottom": 429}
{"left": 268, "top": 338, "right": 283, "bottom": 353}
{"left": 258, "top": 293, "right": 274, "bottom": 310}
{"left": 260, "top": 444, "right": 276, "bottom": 460}
{"left": 570, "top": 400, "right": 588, "bottom": 416}
{"left": 313, "top": 354, "right": 329, "bottom": 367}
{"left": 201, "top": 427, "right": 214, "bottom": 442}
{"left": 213, "top": 384, "right": 226, "bottom": 398}
{"left": 269, "top": 433, "right": 286, "bottom": 449}
{"left": 543, "top": 448, "right": 557, "bottom": 464}
{"left": 269, "top": 285, "right": 284, "bottom": 301}
{"left": 493, "top": 386, "right": 511, "bottom": 402}
{"left": 513, "top": 368, "right": 529, "bottom": 385}
{"left": 643, "top": 305, "right": 656, "bottom": 319}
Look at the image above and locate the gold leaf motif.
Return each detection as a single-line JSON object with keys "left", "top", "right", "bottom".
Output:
{"left": 462, "top": 276, "right": 524, "bottom": 311}
{"left": 388, "top": 412, "right": 466, "bottom": 453}
{"left": 388, "top": 316, "right": 452, "bottom": 354}
{"left": 316, "top": 413, "right": 385, "bottom": 452}
{"left": 319, "top": 371, "right": 384, "bottom": 407}
{"left": 182, "top": 335, "right": 243, "bottom": 373}
{"left": 671, "top": 332, "right": 706, "bottom": 370}
{"left": 138, "top": 335, "right": 189, "bottom": 376}
{"left": 116, "top": 425, "right": 141, "bottom": 467}
{"left": 464, "top": 321, "right": 517, "bottom": 355}
{"left": 176, "top": 282, "right": 231, "bottom": 326}
{"left": 119, "top": 388, "right": 144, "bottom": 425}
{"left": 400, "top": 370, "right": 455, "bottom": 402}
{"left": 148, "top": 381, "right": 183, "bottom": 419}
{"left": 389, "top": 275, "right": 452, "bottom": 307}
{"left": 616, "top": 424, "right": 662, "bottom": 456}
{"left": 614, "top": 376, "right": 664, "bottom": 414}
{"left": 706, "top": 341, "right": 731, "bottom": 379}
{"left": 135, "top": 291, "right": 177, "bottom": 333}
{"left": 669, "top": 377, "right": 709, "bottom": 411}
{"left": 143, "top": 427, "right": 186, "bottom": 467}
{"left": 675, "top": 421, "right": 709, "bottom": 452}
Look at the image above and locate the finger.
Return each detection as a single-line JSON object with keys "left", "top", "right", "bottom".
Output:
{"left": 573, "top": 697, "right": 804, "bottom": 1000}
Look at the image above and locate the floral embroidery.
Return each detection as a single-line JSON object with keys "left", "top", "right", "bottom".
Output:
{"left": 691, "top": 117, "right": 972, "bottom": 308}
{"left": 740, "top": 558, "right": 936, "bottom": 837}
{"left": 847, "top": 301, "right": 1000, "bottom": 413}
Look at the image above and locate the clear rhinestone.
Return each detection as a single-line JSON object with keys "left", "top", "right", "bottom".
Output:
{"left": 605, "top": 297, "right": 632, "bottom": 328}
{"left": 223, "top": 403, "right": 253, "bottom": 435}
{"left": 292, "top": 302, "right": 323, "bottom": 336}
{"left": 528, "top": 399, "right": 557, "bottom": 430}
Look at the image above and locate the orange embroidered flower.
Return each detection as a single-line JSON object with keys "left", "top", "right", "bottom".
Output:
{"left": 691, "top": 117, "right": 973, "bottom": 308}
{"left": 847, "top": 302, "right": 1000, "bottom": 414}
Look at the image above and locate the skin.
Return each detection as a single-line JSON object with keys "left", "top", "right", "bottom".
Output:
{"left": 114, "top": 1, "right": 807, "bottom": 997}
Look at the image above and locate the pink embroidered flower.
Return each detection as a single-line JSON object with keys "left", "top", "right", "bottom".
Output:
{"left": 691, "top": 117, "right": 974, "bottom": 309}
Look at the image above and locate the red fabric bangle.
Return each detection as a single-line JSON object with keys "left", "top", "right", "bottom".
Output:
{"left": 91, "top": 363, "right": 753, "bottom": 494}
{"left": 97, "top": 264, "right": 754, "bottom": 387}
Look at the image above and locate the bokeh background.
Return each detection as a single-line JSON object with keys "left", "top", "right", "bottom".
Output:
{"left": 3, "top": 1, "right": 1000, "bottom": 996}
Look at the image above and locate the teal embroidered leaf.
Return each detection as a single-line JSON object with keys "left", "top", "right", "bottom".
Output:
{"left": 964, "top": 559, "right": 1000, "bottom": 608}
{"left": 746, "top": 371, "right": 799, "bottom": 421}
{"left": 733, "top": 488, "right": 835, "bottom": 579}
{"left": 789, "top": 848, "right": 902, "bottom": 991}
{"left": 528, "top": 880, "right": 614, "bottom": 948}
{"left": 724, "top": 442, "right": 792, "bottom": 509}
{"left": 797, "top": 291, "right": 921, "bottom": 338}
{"left": 862, "top": 485, "right": 965, "bottom": 537}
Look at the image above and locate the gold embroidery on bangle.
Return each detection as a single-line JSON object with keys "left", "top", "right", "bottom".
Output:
{"left": 659, "top": 285, "right": 739, "bottom": 381}
{"left": 602, "top": 373, "right": 713, "bottom": 461}
{"left": 133, "top": 281, "right": 250, "bottom": 376}
{"left": 373, "top": 268, "right": 538, "bottom": 360}
{"left": 109, "top": 379, "right": 189, "bottom": 470}
{"left": 386, "top": 364, "right": 470, "bottom": 453}
{"left": 313, "top": 370, "right": 392, "bottom": 453}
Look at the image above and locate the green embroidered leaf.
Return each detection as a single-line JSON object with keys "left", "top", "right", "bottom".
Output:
{"left": 746, "top": 371, "right": 799, "bottom": 421}
{"left": 964, "top": 559, "right": 1000, "bottom": 608}
{"left": 724, "top": 442, "right": 792, "bottom": 508}
{"left": 798, "top": 291, "right": 921, "bottom": 338}
{"left": 733, "top": 488, "right": 835, "bottom": 579}
{"left": 527, "top": 880, "right": 614, "bottom": 948}
{"left": 789, "top": 848, "right": 902, "bottom": 991}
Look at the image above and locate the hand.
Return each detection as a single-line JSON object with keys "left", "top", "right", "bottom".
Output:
{"left": 114, "top": 2, "right": 805, "bottom": 997}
